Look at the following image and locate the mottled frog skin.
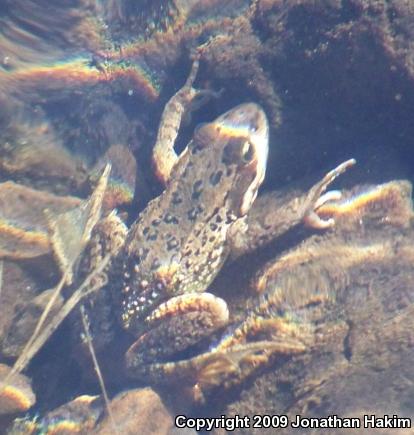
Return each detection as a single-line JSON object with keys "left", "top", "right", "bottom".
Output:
{"left": 115, "top": 103, "right": 268, "bottom": 329}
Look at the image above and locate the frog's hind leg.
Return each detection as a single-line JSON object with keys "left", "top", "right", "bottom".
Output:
{"left": 126, "top": 296, "right": 309, "bottom": 397}
{"left": 143, "top": 319, "right": 307, "bottom": 402}
{"left": 157, "top": 339, "right": 303, "bottom": 395}
{"left": 125, "top": 292, "right": 229, "bottom": 382}
{"left": 176, "top": 311, "right": 312, "bottom": 396}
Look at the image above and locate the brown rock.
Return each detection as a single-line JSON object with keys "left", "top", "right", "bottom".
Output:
{"left": 0, "top": 364, "right": 35, "bottom": 415}
{"left": 0, "top": 182, "right": 81, "bottom": 260}
{"left": 208, "top": 180, "right": 414, "bottom": 433}
{"left": 1, "top": 287, "right": 64, "bottom": 359}
{"left": 0, "top": 261, "right": 40, "bottom": 351}
{"left": 95, "top": 388, "right": 174, "bottom": 435}
{"left": 6, "top": 395, "right": 103, "bottom": 435}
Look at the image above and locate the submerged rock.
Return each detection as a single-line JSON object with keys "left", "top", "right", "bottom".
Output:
{"left": 91, "top": 144, "right": 142, "bottom": 212}
{"left": 0, "top": 182, "right": 81, "bottom": 260}
{"left": 7, "top": 387, "right": 175, "bottom": 435}
{"left": 95, "top": 388, "right": 174, "bottom": 435}
{"left": 1, "top": 288, "right": 64, "bottom": 359}
{"left": 0, "top": 96, "right": 88, "bottom": 195}
{"left": 0, "top": 262, "right": 41, "bottom": 346}
{"left": 0, "top": 364, "right": 35, "bottom": 416}
{"left": 207, "top": 180, "right": 414, "bottom": 433}
{"left": 8, "top": 395, "right": 102, "bottom": 435}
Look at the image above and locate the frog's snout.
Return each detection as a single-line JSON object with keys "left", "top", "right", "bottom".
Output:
{"left": 217, "top": 103, "right": 268, "bottom": 139}
{"left": 216, "top": 103, "right": 269, "bottom": 216}
{"left": 216, "top": 102, "right": 269, "bottom": 167}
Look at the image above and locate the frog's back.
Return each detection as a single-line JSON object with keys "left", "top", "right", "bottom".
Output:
{"left": 114, "top": 103, "right": 269, "bottom": 331}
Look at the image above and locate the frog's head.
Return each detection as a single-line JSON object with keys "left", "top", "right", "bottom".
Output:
{"left": 193, "top": 103, "right": 269, "bottom": 217}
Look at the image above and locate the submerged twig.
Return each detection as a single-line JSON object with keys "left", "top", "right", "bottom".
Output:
{"left": 9, "top": 271, "right": 69, "bottom": 376}
{"left": 0, "top": 260, "right": 3, "bottom": 308}
{"left": 1, "top": 165, "right": 111, "bottom": 393}
{"left": 2, "top": 255, "right": 110, "bottom": 390}
{"left": 80, "top": 304, "right": 120, "bottom": 435}
{"left": 48, "top": 163, "right": 111, "bottom": 284}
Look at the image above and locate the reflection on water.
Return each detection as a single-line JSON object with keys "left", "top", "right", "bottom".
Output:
{"left": 1, "top": 0, "right": 414, "bottom": 434}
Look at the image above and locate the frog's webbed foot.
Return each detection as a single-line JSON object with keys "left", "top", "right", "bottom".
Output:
{"left": 188, "top": 338, "right": 305, "bottom": 396}
{"left": 183, "top": 88, "right": 223, "bottom": 125}
{"left": 125, "top": 292, "right": 229, "bottom": 382}
{"left": 201, "top": 332, "right": 306, "bottom": 380}
{"left": 303, "top": 158, "right": 356, "bottom": 229}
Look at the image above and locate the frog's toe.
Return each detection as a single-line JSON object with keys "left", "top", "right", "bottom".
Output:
{"left": 313, "top": 190, "right": 342, "bottom": 209}
{"left": 304, "top": 211, "right": 335, "bottom": 229}
{"left": 189, "top": 314, "right": 310, "bottom": 393}
{"left": 303, "top": 159, "right": 355, "bottom": 229}
{"left": 304, "top": 190, "right": 342, "bottom": 228}
{"left": 319, "top": 158, "right": 356, "bottom": 190}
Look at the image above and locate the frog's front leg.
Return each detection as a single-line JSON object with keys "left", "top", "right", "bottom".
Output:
{"left": 228, "top": 159, "right": 356, "bottom": 258}
{"left": 152, "top": 56, "right": 221, "bottom": 185}
{"left": 125, "top": 292, "right": 229, "bottom": 383}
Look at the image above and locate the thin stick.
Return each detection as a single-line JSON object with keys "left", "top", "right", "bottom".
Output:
{"left": 80, "top": 304, "right": 120, "bottom": 435}
{"left": 0, "top": 260, "right": 3, "bottom": 308}
{"left": 2, "top": 255, "right": 110, "bottom": 389}
{"left": 9, "top": 271, "right": 69, "bottom": 377}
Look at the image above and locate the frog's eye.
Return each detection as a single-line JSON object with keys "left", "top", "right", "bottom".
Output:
{"left": 242, "top": 141, "right": 254, "bottom": 163}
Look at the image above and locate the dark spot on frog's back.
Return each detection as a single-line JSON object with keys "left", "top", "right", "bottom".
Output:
{"left": 188, "top": 205, "right": 203, "bottom": 221}
{"left": 172, "top": 191, "right": 182, "bottom": 205}
{"left": 166, "top": 236, "right": 179, "bottom": 251}
{"left": 143, "top": 225, "right": 158, "bottom": 240}
{"left": 209, "top": 170, "right": 222, "bottom": 186}
{"left": 147, "top": 231, "right": 158, "bottom": 241}
{"left": 192, "top": 180, "right": 203, "bottom": 200}
{"left": 151, "top": 218, "right": 161, "bottom": 226}
{"left": 164, "top": 212, "right": 179, "bottom": 224}
{"left": 151, "top": 258, "right": 161, "bottom": 270}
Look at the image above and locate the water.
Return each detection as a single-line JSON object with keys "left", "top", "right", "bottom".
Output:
{"left": 1, "top": 0, "right": 414, "bottom": 433}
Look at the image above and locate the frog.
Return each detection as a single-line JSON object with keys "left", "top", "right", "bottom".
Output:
{"left": 74, "top": 59, "right": 355, "bottom": 395}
